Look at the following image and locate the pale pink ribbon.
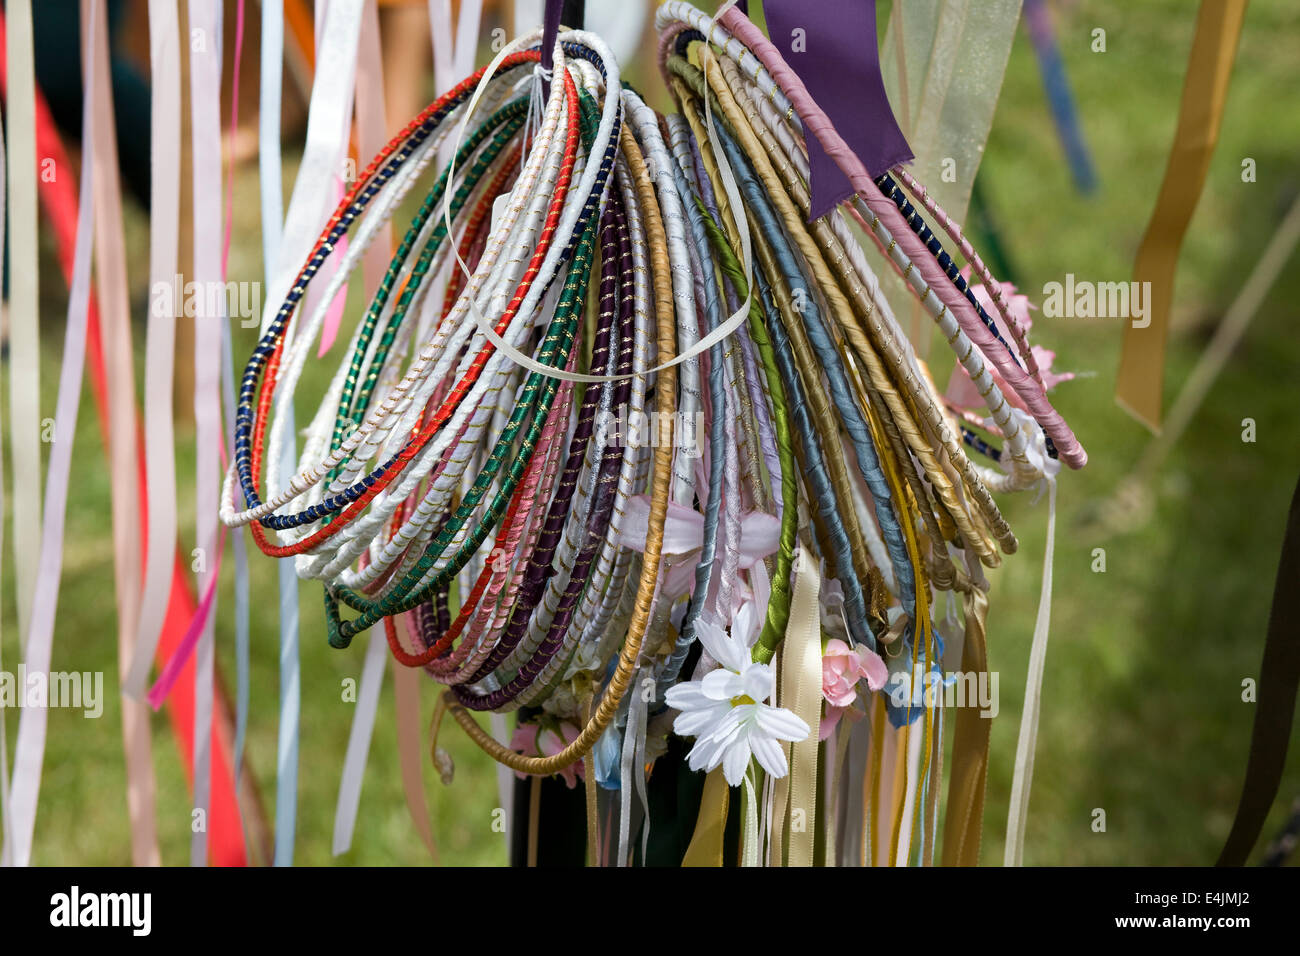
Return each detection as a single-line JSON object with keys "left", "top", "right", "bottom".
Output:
{"left": 88, "top": 0, "right": 159, "bottom": 866}
{"left": 5, "top": 0, "right": 101, "bottom": 868}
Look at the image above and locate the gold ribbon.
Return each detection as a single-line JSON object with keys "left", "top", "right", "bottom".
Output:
{"left": 682, "top": 768, "right": 729, "bottom": 867}
{"left": 1116, "top": 0, "right": 1249, "bottom": 431}
{"left": 941, "top": 585, "right": 990, "bottom": 866}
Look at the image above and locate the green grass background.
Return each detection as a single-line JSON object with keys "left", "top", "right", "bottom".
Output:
{"left": 2, "top": 0, "right": 1298, "bottom": 865}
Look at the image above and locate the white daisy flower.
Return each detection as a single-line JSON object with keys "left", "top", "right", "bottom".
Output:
{"left": 664, "top": 603, "right": 810, "bottom": 786}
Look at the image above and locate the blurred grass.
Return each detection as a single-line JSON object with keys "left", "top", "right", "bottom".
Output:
{"left": 3, "top": 0, "right": 1299, "bottom": 865}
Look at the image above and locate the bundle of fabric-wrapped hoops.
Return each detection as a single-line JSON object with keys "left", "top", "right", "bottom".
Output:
{"left": 221, "top": 0, "right": 1087, "bottom": 866}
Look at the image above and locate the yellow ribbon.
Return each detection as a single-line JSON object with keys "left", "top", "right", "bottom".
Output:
{"left": 941, "top": 585, "right": 991, "bottom": 866}
{"left": 682, "top": 768, "right": 730, "bottom": 867}
{"left": 1116, "top": 0, "right": 1249, "bottom": 431}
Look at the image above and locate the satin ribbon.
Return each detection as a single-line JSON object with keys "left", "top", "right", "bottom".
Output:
{"left": 313, "top": 186, "right": 351, "bottom": 357}
{"left": 881, "top": 0, "right": 1021, "bottom": 228}
{"left": 427, "top": 0, "right": 483, "bottom": 325}
{"left": 1218, "top": 474, "right": 1300, "bottom": 865}
{"left": 267, "top": 0, "right": 365, "bottom": 868}
{"left": 274, "top": 408, "right": 301, "bottom": 867}
{"left": 1024, "top": 0, "right": 1095, "bottom": 194}
{"left": 217, "top": 8, "right": 251, "bottom": 799}
{"left": 188, "top": 0, "right": 225, "bottom": 869}
{"left": 896, "top": 715, "right": 923, "bottom": 864}
{"left": 941, "top": 585, "right": 990, "bottom": 866}
{"left": 330, "top": 0, "right": 396, "bottom": 858}
{"left": 259, "top": 0, "right": 285, "bottom": 279}
{"left": 86, "top": 0, "right": 159, "bottom": 865}
{"left": 131, "top": 3, "right": 236, "bottom": 712}
{"left": 306, "top": 2, "right": 354, "bottom": 359}
{"left": 394, "top": 655, "right": 440, "bottom": 860}
{"left": 682, "top": 768, "right": 730, "bottom": 866}
{"left": 256, "top": 0, "right": 300, "bottom": 868}
{"left": 777, "top": 547, "right": 822, "bottom": 866}
{"left": 146, "top": 537, "right": 226, "bottom": 709}
{"left": 0, "top": 114, "right": 10, "bottom": 867}
{"left": 616, "top": 668, "right": 646, "bottom": 866}
{"left": 4, "top": 0, "right": 100, "bottom": 868}
{"left": 740, "top": 768, "right": 761, "bottom": 866}
{"left": 377, "top": 0, "right": 483, "bottom": 861}
{"left": 431, "top": 0, "right": 484, "bottom": 98}
{"left": 763, "top": 0, "right": 913, "bottom": 220}
{"left": 5, "top": 0, "right": 41, "bottom": 645}
{"left": 1115, "top": 0, "right": 1248, "bottom": 431}
{"left": 354, "top": 0, "right": 393, "bottom": 348}
{"left": 880, "top": 0, "right": 1023, "bottom": 355}
{"left": 132, "top": 0, "right": 183, "bottom": 773}
{"left": 259, "top": 0, "right": 363, "bottom": 337}
{"left": 332, "top": 625, "right": 387, "bottom": 855}
{"left": 1004, "top": 475, "right": 1057, "bottom": 866}
{"left": 221, "top": 324, "right": 253, "bottom": 793}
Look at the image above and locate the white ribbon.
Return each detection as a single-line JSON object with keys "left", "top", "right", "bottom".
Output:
{"left": 127, "top": 0, "right": 183, "bottom": 712}
{"left": 1004, "top": 473, "right": 1058, "bottom": 866}
{"left": 4, "top": 0, "right": 100, "bottom": 868}
{"left": 188, "top": 0, "right": 225, "bottom": 868}
{"left": 5, "top": 0, "right": 42, "bottom": 646}
{"left": 0, "top": 113, "right": 10, "bottom": 866}
{"left": 330, "top": 0, "right": 393, "bottom": 859}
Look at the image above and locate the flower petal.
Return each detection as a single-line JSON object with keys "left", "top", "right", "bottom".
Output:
{"left": 673, "top": 699, "right": 731, "bottom": 738}
{"left": 819, "top": 706, "right": 844, "bottom": 741}
{"left": 737, "top": 511, "right": 781, "bottom": 567}
{"left": 686, "top": 735, "right": 723, "bottom": 774}
{"left": 722, "top": 732, "right": 753, "bottom": 786}
{"left": 824, "top": 638, "right": 851, "bottom": 658}
{"left": 702, "top": 704, "right": 750, "bottom": 750}
{"left": 694, "top": 616, "right": 748, "bottom": 673}
{"left": 739, "top": 661, "right": 775, "bottom": 704}
{"left": 755, "top": 704, "right": 811, "bottom": 742}
{"left": 700, "top": 668, "right": 745, "bottom": 701}
{"left": 664, "top": 680, "right": 712, "bottom": 712}
{"left": 662, "top": 556, "right": 700, "bottom": 600}
{"left": 613, "top": 495, "right": 653, "bottom": 553}
{"left": 857, "top": 649, "right": 889, "bottom": 692}
{"left": 733, "top": 600, "right": 759, "bottom": 649}
{"left": 616, "top": 496, "right": 705, "bottom": 557}
{"left": 688, "top": 723, "right": 736, "bottom": 772}
{"left": 749, "top": 732, "right": 789, "bottom": 779}
{"left": 660, "top": 500, "right": 707, "bottom": 555}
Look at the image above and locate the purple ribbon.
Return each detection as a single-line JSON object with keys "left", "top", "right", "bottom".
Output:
{"left": 539, "top": 0, "right": 565, "bottom": 99}
{"left": 761, "top": 0, "right": 913, "bottom": 220}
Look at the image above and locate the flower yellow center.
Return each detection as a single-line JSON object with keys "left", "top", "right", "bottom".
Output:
{"left": 730, "top": 694, "right": 756, "bottom": 707}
